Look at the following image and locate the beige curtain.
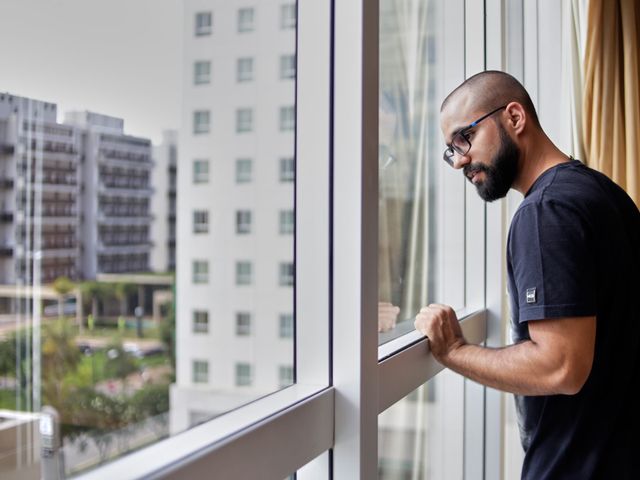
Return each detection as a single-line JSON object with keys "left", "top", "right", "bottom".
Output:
{"left": 583, "top": 0, "right": 640, "bottom": 206}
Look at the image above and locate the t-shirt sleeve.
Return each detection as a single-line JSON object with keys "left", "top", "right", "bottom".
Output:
{"left": 508, "top": 200, "right": 597, "bottom": 322}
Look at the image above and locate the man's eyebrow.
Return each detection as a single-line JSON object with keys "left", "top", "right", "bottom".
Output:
{"left": 446, "top": 123, "right": 471, "bottom": 143}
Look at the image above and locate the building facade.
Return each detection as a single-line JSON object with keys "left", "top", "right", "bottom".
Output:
{"left": 171, "top": 0, "right": 297, "bottom": 432}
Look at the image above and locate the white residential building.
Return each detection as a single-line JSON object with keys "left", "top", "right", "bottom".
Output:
{"left": 0, "top": 93, "right": 81, "bottom": 287}
{"left": 150, "top": 130, "right": 178, "bottom": 273}
{"left": 171, "top": 0, "right": 297, "bottom": 432}
{"left": 65, "top": 111, "right": 154, "bottom": 278}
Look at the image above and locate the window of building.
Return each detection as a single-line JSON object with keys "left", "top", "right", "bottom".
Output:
{"left": 235, "top": 312, "right": 252, "bottom": 336}
{"left": 236, "top": 108, "right": 253, "bottom": 133}
{"left": 193, "top": 159, "right": 209, "bottom": 184}
{"left": 195, "top": 12, "right": 212, "bottom": 36}
{"left": 236, "top": 210, "right": 252, "bottom": 234}
{"left": 280, "top": 4, "right": 296, "bottom": 29}
{"left": 279, "top": 106, "right": 295, "bottom": 131}
{"left": 279, "top": 365, "right": 294, "bottom": 387}
{"left": 194, "top": 61, "right": 211, "bottom": 85}
{"left": 193, "top": 210, "right": 209, "bottom": 234}
{"left": 192, "top": 360, "right": 209, "bottom": 383}
{"left": 192, "top": 260, "right": 209, "bottom": 284}
{"left": 193, "top": 310, "right": 209, "bottom": 333}
{"left": 235, "top": 158, "right": 253, "bottom": 183}
{"left": 279, "top": 55, "right": 296, "bottom": 80}
{"left": 279, "top": 262, "right": 294, "bottom": 286}
{"left": 237, "top": 7, "right": 255, "bottom": 33}
{"left": 236, "top": 261, "right": 252, "bottom": 285}
{"left": 235, "top": 363, "right": 253, "bottom": 386}
{"left": 279, "top": 313, "right": 293, "bottom": 338}
{"left": 279, "top": 157, "right": 295, "bottom": 182}
{"left": 193, "top": 110, "right": 210, "bottom": 134}
{"left": 237, "top": 57, "right": 254, "bottom": 82}
{"left": 279, "top": 210, "right": 294, "bottom": 234}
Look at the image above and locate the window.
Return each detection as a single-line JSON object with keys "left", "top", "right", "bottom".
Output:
{"left": 279, "top": 106, "right": 295, "bottom": 131}
{"left": 279, "top": 157, "right": 295, "bottom": 182}
{"left": 194, "top": 61, "right": 211, "bottom": 85}
{"left": 235, "top": 363, "right": 253, "bottom": 386}
{"left": 237, "top": 57, "right": 254, "bottom": 82}
{"left": 236, "top": 210, "right": 252, "bottom": 234}
{"left": 237, "top": 7, "right": 255, "bottom": 33}
{"left": 193, "top": 210, "right": 209, "bottom": 234}
{"left": 279, "top": 54, "right": 296, "bottom": 79}
{"left": 192, "top": 260, "right": 209, "bottom": 284}
{"left": 193, "top": 311, "right": 209, "bottom": 333}
{"left": 279, "top": 262, "right": 294, "bottom": 286}
{"left": 192, "top": 360, "right": 209, "bottom": 383}
{"left": 235, "top": 158, "right": 252, "bottom": 183}
{"left": 235, "top": 108, "right": 253, "bottom": 133}
{"left": 279, "top": 313, "right": 293, "bottom": 338}
{"left": 193, "top": 159, "right": 209, "bottom": 184}
{"left": 193, "top": 110, "right": 210, "bottom": 134}
{"left": 279, "top": 210, "right": 294, "bottom": 234}
{"left": 195, "top": 12, "right": 212, "bottom": 36}
{"left": 279, "top": 365, "right": 294, "bottom": 387}
{"left": 236, "top": 261, "right": 252, "bottom": 285}
{"left": 235, "top": 312, "right": 251, "bottom": 336}
{"left": 280, "top": 4, "right": 296, "bottom": 29}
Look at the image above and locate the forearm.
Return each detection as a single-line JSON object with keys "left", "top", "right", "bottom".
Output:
{"left": 440, "top": 340, "right": 575, "bottom": 396}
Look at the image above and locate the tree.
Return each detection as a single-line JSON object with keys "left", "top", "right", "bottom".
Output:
{"left": 52, "top": 276, "right": 75, "bottom": 319}
{"left": 114, "top": 282, "right": 136, "bottom": 319}
{"left": 41, "top": 320, "right": 81, "bottom": 408}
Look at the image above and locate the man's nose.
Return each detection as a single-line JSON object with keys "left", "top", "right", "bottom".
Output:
{"left": 452, "top": 153, "right": 471, "bottom": 170}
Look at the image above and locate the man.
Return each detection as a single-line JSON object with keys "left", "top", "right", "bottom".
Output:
{"left": 414, "top": 70, "right": 640, "bottom": 479}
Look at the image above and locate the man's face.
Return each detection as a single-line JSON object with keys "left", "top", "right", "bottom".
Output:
{"left": 441, "top": 99, "right": 520, "bottom": 202}
{"left": 463, "top": 122, "right": 520, "bottom": 202}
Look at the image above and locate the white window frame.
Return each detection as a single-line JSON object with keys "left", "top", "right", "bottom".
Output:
{"left": 279, "top": 313, "right": 294, "bottom": 338}
{"left": 235, "top": 312, "right": 252, "bottom": 336}
{"left": 279, "top": 209, "right": 294, "bottom": 234}
{"left": 192, "top": 360, "right": 209, "bottom": 384}
{"left": 193, "top": 110, "right": 210, "bottom": 134}
{"left": 194, "top": 60, "right": 211, "bottom": 85}
{"left": 280, "top": 3, "right": 296, "bottom": 29}
{"left": 280, "top": 54, "right": 296, "bottom": 79}
{"left": 237, "top": 7, "right": 255, "bottom": 33}
{"left": 279, "top": 106, "right": 295, "bottom": 131}
{"left": 235, "top": 108, "right": 253, "bottom": 133}
{"left": 237, "top": 57, "right": 254, "bottom": 82}
{"left": 193, "top": 210, "right": 209, "bottom": 234}
{"left": 235, "top": 210, "right": 252, "bottom": 234}
{"left": 235, "top": 363, "right": 253, "bottom": 386}
{"left": 235, "top": 158, "right": 252, "bottom": 183}
{"left": 278, "top": 262, "right": 294, "bottom": 287}
{"left": 195, "top": 11, "right": 212, "bottom": 36}
{"left": 279, "top": 157, "right": 295, "bottom": 182}
{"left": 73, "top": 2, "right": 498, "bottom": 479}
{"left": 193, "top": 159, "right": 209, "bottom": 184}
{"left": 192, "top": 260, "right": 209, "bottom": 284}
{"left": 192, "top": 310, "right": 209, "bottom": 334}
{"left": 235, "top": 260, "right": 252, "bottom": 286}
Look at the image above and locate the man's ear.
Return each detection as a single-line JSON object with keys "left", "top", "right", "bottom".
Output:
{"left": 505, "top": 102, "right": 526, "bottom": 135}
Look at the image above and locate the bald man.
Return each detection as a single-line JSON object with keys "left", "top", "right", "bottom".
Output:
{"left": 414, "top": 71, "right": 640, "bottom": 479}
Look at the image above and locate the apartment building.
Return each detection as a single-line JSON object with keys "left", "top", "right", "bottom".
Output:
{"left": 0, "top": 93, "right": 81, "bottom": 286}
{"left": 150, "top": 130, "right": 177, "bottom": 273}
{"left": 65, "top": 111, "right": 154, "bottom": 278}
{"left": 170, "top": 0, "right": 297, "bottom": 432}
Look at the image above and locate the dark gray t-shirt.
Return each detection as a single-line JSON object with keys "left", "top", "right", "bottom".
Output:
{"left": 507, "top": 159, "right": 640, "bottom": 479}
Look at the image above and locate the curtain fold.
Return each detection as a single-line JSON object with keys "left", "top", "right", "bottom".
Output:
{"left": 583, "top": 0, "right": 640, "bottom": 206}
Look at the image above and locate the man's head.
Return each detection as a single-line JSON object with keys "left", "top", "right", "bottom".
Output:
{"left": 440, "top": 71, "right": 540, "bottom": 201}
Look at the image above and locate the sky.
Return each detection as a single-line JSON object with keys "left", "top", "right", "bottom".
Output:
{"left": 0, "top": 0, "right": 183, "bottom": 144}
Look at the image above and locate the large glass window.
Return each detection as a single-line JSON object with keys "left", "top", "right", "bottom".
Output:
{"left": 0, "top": 1, "right": 297, "bottom": 476}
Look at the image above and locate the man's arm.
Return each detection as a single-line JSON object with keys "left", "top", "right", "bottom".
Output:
{"left": 414, "top": 304, "right": 596, "bottom": 396}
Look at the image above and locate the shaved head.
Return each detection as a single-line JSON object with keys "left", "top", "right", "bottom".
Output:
{"left": 441, "top": 70, "right": 540, "bottom": 128}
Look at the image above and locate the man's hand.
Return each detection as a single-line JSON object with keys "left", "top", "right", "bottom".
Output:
{"left": 378, "top": 302, "right": 400, "bottom": 333}
{"left": 414, "top": 304, "right": 466, "bottom": 362}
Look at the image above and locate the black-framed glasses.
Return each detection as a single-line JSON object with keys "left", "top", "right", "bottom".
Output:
{"left": 443, "top": 105, "right": 507, "bottom": 166}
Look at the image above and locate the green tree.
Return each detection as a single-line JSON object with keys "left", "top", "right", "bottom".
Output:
{"left": 114, "top": 282, "right": 136, "bottom": 319}
{"left": 42, "top": 320, "right": 81, "bottom": 408}
{"left": 104, "top": 339, "right": 137, "bottom": 387}
{"left": 52, "top": 276, "right": 75, "bottom": 319}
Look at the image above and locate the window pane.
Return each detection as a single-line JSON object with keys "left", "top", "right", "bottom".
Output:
{"left": 0, "top": 0, "right": 296, "bottom": 475}
{"left": 378, "top": 370, "right": 464, "bottom": 479}
{"left": 378, "top": 0, "right": 464, "bottom": 342}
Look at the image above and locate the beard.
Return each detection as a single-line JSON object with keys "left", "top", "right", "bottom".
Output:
{"left": 463, "top": 123, "right": 520, "bottom": 202}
